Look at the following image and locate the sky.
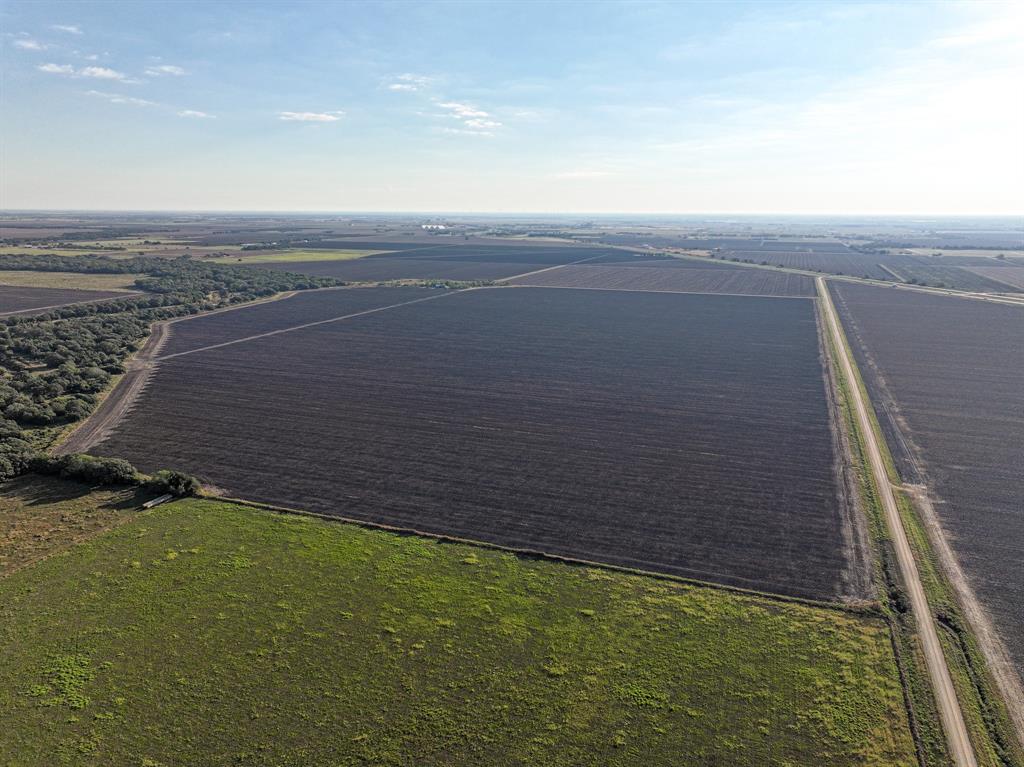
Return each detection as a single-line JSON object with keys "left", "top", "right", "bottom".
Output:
{"left": 1, "top": 0, "right": 1022, "bottom": 214}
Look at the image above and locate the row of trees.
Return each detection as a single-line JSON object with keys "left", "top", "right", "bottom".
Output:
{"left": 1, "top": 254, "right": 341, "bottom": 484}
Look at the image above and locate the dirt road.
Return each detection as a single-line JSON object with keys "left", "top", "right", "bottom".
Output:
{"left": 817, "top": 277, "right": 977, "bottom": 767}
{"left": 54, "top": 322, "right": 169, "bottom": 456}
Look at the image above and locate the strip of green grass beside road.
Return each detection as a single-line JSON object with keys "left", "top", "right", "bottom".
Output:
{"left": 0, "top": 488, "right": 917, "bottom": 767}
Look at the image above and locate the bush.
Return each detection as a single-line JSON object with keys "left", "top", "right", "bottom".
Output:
{"left": 32, "top": 453, "right": 139, "bottom": 486}
{"left": 147, "top": 469, "right": 201, "bottom": 497}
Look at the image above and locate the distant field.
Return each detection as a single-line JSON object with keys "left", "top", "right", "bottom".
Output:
{"left": 877, "top": 263, "right": 1021, "bottom": 293}
{"left": 0, "top": 492, "right": 917, "bottom": 766}
{"left": 249, "top": 257, "right": 539, "bottom": 281}
{"left": 509, "top": 264, "right": 815, "bottom": 296}
{"left": 94, "top": 287, "right": 867, "bottom": 601}
{"left": 0, "top": 270, "right": 140, "bottom": 291}
{"left": 159, "top": 286, "right": 431, "bottom": 356}
{"left": 963, "top": 266, "right": 1024, "bottom": 290}
{"left": 906, "top": 248, "right": 1024, "bottom": 260}
{"left": 831, "top": 282, "right": 1024, "bottom": 676}
{"left": 0, "top": 285, "right": 133, "bottom": 317}
{"left": 210, "top": 249, "right": 384, "bottom": 264}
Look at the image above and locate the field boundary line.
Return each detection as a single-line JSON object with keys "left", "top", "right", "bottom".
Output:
{"left": 817, "top": 276, "right": 977, "bottom": 767}
{"left": 155, "top": 288, "right": 470, "bottom": 361}
{"left": 503, "top": 284, "right": 815, "bottom": 300}
{"left": 493, "top": 254, "right": 609, "bottom": 283}
{"left": 208, "top": 494, "right": 879, "bottom": 616}
{"left": 639, "top": 247, "right": 1024, "bottom": 307}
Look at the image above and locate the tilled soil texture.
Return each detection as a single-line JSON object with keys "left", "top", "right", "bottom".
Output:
{"left": 93, "top": 287, "right": 865, "bottom": 601}
{"left": 508, "top": 264, "right": 815, "bottom": 296}
{"left": 159, "top": 286, "right": 436, "bottom": 356}
{"left": 831, "top": 282, "right": 1024, "bottom": 676}
{"left": 0, "top": 284, "right": 130, "bottom": 317}
{"left": 246, "top": 246, "right": 621, "bottom": 281}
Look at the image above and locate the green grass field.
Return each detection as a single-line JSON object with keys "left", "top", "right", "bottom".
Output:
{"left": 0, "top": 270, "right": 141, "bottom": 291}
{"left": 0, "top": 487, "right": 917, "bottom": 766}
{"left": 210, "top": 249, "right": 384, "bottom": 264}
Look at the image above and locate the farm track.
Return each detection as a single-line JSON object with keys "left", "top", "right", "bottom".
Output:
{"left": 53, "top": 289, "right": 301, "bottom": 455}
{"left": 818, "top": 277, "right": 977, "bottom": 767}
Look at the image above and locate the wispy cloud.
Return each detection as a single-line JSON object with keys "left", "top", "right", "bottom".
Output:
{"left": 38, "top": 63, "right": 75, "bottom": 75}
{"left": 278, "top": 111, "right": 344, "bottom": 122}
{"left": 85, "top": 89, "right": 156, "bottom": 107}
{"left": 84, "top": 90, "right": 214, "bottom": 119}
{"left": 51, "top": 24, "right": 82, "bottom": 35}
{"left": 387, "top": 73, "right": 433, "bottom": 92}
{"left": 146, "top": 64, "right": 187, "bottom": 76}
{"left": 436, "top": 101, "right": 502, "bottom": 134}
{"left": 39, "top": 63, "right": 136, "bottom": 82}
{"left": 14, "top": 38, "right": 46, "bottom": 51}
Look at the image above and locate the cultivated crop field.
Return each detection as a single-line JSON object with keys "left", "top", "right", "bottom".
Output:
{"left": 509, "top": 264, "right": 815, "bottom": 296}
{"left": 159, "top": 286, "right": 434, "bottom": 357}
{"left": 249, "top": 257, "right": 539, "bottom": 281}
{"left": 0, "top": 492, "right": 917, "bottom": 767}
{"left": 964, "top": 266, "right": 1024, "bottom": 290}
{"left": 93, "top": 287, "right": 869, "bottom": 601}
{"left": 248, "top": 244, "right": 619, "bottom": 281}
{"left": 877, "top": 263, "right": 1021, "bottom": 292}
{"left": 0, "top": 284, "right": 133, "bottom": 317}
{"left": 831, "top": 282, "right": 1024, "bottom": 673}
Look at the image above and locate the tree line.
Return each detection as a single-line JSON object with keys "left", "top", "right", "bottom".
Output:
{"left": 1, "top": 254, "right": 341, "bottom": 487}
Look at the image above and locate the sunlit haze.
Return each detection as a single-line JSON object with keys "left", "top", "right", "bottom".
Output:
{"left": 2, "top": 0, "right": 1022, "bottom": 213}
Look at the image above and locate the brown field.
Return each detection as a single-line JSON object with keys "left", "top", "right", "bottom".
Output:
{"left": 508, "top": 264, "right": 815, "bottom": 296}
{"left": 92, "top": 287, "right": 869, "bottom": 601}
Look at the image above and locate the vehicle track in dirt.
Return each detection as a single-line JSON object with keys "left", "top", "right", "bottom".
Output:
{"left": 818, "top": 276, "right": 977, "bottom": 767}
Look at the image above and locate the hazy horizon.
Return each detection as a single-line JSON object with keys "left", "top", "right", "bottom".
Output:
{"left": 2, "top": 0, "right": 1022, "bottom": 214}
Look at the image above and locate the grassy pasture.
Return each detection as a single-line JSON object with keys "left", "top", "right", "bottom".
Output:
{"left": 0, "top": 490, "right": 917, "bottom": 766}
{"left": 0, "top": 270, "right": 141, "bottom": 291}
{"left": 209, "top": 248, "right": 384, "bottom": 264}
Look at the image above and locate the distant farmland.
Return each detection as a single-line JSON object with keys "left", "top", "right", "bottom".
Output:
{"left": 249, "top": 257, "right": 540, "bottom": 281}
{"left": 509, "top": 264, "right": 815, "bottom": 296}
{"left": 247, "top": 245, "right": 619, "bottom": 281}
{"left": 0, "top": 285, "right": 131, "bottom": 317}
{"left": 831, "top": 282, "right": 1024, "bottom": 674}
{"left": 963, "top": 266, "right": 1024, "bottom": 290}
{"left": 93, "top": 287, "right": 869, "bottom": 601}
{"left": 159, "top": 286, "right": 434, "bottom": 357}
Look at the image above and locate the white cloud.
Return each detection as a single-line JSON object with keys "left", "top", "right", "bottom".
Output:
{"left": 387, "top": 73, "right": 433, "bottom": 92}
{"left": 38, "top": 63, "right": 75, "bottom": 75}
{"left": 278, "top": 111, "right": 344, "bottom": 122}
{"left": 437, "top": 101, "right": 489, "bottom": 119}
{"left": 178, "top": 109, "right": 214, "bottom": 118}
{"left": 463, "top": 118, "right": 501, "bottom": 130}
{"left": 39, "top": 63, "right": 135, "bottom": 82}
{"left": 435, "top": 100, "right": 502, "bottom": 134}
{"left": 51, "top": 25, "right": 83, "bottom": 35}
{"left": 14, "top": 39, "right": 45, "bottom": 51}
{"left": 79, "top": 66, "right": 131, "bottom": 80}
{"left": 146, "top": 64, "right": 187, "bottom": 76}
{"left": 85, "top": 89, "right": 156, "bottom": 107}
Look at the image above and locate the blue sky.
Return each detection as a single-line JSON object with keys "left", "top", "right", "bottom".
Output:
{"left": 2, "top": 1, "right": 1022, "bottom": 213}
